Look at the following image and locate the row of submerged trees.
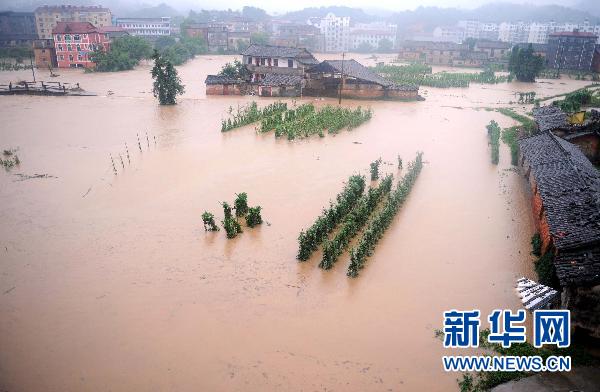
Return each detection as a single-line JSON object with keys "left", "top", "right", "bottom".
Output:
{"left": 347, "top": 153, "right": 424, "bottom": 277}
{"left": 486, "top": 120, "right": 501, "bottom": 165}
{"left": 221, "top": 101, "right": 287, "bottom": 132}
{"left": 372, "top": 64, "right": 512, "bottom": 88}
{"left": 202, "top": 192, "right": 263, "bottom": 238}
{"left": 297, "top": 154, "right": 424, "bottom": 277}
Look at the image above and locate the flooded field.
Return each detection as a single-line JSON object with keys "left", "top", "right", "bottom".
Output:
{"left": 0, "top": 55, "right": 592, "bottom": 391}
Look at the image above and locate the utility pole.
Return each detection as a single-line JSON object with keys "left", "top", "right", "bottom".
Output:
{"left": 29, "top": 53, "right": 36, "bottom": 82}
{"left": 338, "top": 52, "right": 345, "bottom": 105}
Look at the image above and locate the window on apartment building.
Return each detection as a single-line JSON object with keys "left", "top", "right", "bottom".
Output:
{"left": 65, "top": 34, "right": 71, "bottom": 41}
{"left": 67, "top": 44, "right": 72, "bottom": 51}
{"left": 59, "top": 55, "right": 64, "bottom": 60}
{"left": 76, "top": 44, "right": 81, "bottom": 51}
{"left": 247, "top": 56, "right": 252, "bottom": 64}
{"left": 69, "top": 54, "right": 73, "bottom": 61}
{"left": 288, "top": 59, "right": 293, "bottom": 67}
{"left": 58, "top": 44, "right": 63, "bottom": 51}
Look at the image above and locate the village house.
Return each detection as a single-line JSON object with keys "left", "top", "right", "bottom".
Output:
{"left": 519, "top": 131, "right": 600, "bottom": 338}
{"left": 534, "top": 106, "right": 600, "bottom": 164}
{"left": 473, "top": 40, "right": 511, "bottom": 60}
{"left": 185, "top": 22, "right": 228, "bottom": 53}
{"left": 241, "top": 44, "right": 319, "bottom": 82}
{"left": 397, "top": 39, "right": 511, "bottom": 67}
{"left": 305, "top": 59, "right": 419, "bottom": 100}
{"left": 52, "top": 21, "right": 124, "bottom": 68}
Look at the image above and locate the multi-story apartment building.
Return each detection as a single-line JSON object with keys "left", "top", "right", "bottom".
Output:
{"left": 115, "top": 17, "right": 170, "bottom": 37}
{"left": 498, "top": 22, "right": 530, "bottom": 43}
{"left": 432, "top": 26, "right": 465, "bottom": 43}
{"left": 52, "top": 21, "right": 112, "bottom": 68}
{"left": 350, "top": 29, "right": 396, "bottom": 50}
{"left": 270, "top": 22, "right": 324, "bottom": 52}
{"left": 185, "top": 22, "right": 228, "bottom": 52}
{"left": 35, "top": 5, "right": 112, "bottom": 40}
{"left": 546, "top": 31, "right": 598, "bottom": 71}
{"left": 318, "top": 13, "right": 349, "bottom": 53}
{"left": 0, "top": 11, "right": 38, "bottom": 47}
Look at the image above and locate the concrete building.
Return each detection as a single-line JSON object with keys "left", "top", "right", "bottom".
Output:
{"left": 33, "top": 39, "right": 56, "bottom": 68}
{"left": 547, "top": 31, "right": 598, "bottom": 71}
{"left": 432, "top": 26, "right": 465, "bottom": 43}
{"left": 0, "top": 11, "right": 38, "bottom": 47}
{"left": 35, "top": 5, "right": 112, "bottom": 40}
{"left": 52, "top": 21, "right": 112, "bottom": 68}
{"left": 350, "top": 29, "right": 396, "bottom": 51}
{"left": 271, "top": 22, "right": 324, "bottom": 53}
{"left": 498, "top": 22, "right": 530, "bottom": 44}
{"left": 185, "top": 22, "right": 228, "bottom": 53}
{"left": 318, "top": 13, "right": 350, "bottom": 53}
{"left": 115, "top": 17, "right": 170, "bottom": 37}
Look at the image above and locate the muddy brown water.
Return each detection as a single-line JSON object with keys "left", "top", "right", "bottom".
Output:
{"left": 0, "top": 54, "right": 592, "bottom": 391}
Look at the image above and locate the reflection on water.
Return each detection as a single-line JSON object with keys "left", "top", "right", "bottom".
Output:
{"left": 0, "top": 56, "right": 591, "bottom": 391}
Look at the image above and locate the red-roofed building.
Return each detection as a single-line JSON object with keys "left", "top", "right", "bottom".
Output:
{"left": 52, "top": 21, "right": 114, "bottom": 68}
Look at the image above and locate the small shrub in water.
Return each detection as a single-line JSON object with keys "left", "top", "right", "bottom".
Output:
{"left": 234, "top": 192, "right": 249, "bottom": 217}
{"left": 370, "top": 158, "right": 382, "bottom": 180}
{"left": 246, "top": 206, "right": 263, "bottom": 227}
{"left": 222, "top": 216, "right": 242, "bottom": 238}
{"left": 202, "top": 211, "right": 219, "bottom": 231}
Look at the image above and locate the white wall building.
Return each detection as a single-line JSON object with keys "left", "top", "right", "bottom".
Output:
{"left": 350, "top": 29, "right": 396, "bottom": 50}
{"left": 318, "top": 13, "right": 350, "bottom": 53}
{"left": 115, "top": 17, "right": 171, "bottom": 37}
{"left": 432, "top": 26, "right": 465, "bottom": 43}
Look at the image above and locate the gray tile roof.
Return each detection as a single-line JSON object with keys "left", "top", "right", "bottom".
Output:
{"left": 519, "top": 132, "right": 600, "bottom": 284}
{"left": 260, "top": 73, "right": 303, "bottom": 86}
{"left": 533, "top": 105, "right": 568, "bottom": 132}
{"left": 240, "top": 44, "right": 319, "bottom": 65}
{"left": 205, "top": 75, "right": 245, "bottom": 85}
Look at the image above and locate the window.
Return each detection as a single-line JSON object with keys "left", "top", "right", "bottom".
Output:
{"left": 69, "top": 54, "right": 74, "bottom": 61}
{"left": 67, "top": 44, "right": 72, "bottom": 51}
{"left": 288, "top": 59, "right": 293, "bottom": 67}
{"left": 65, "top": 34, "right": 71, "bottom": 41}
{"left": 260, "top": 58, "right": 266, "bottom": 65}
{"left": 76, "top": 44, "right": 81, "bottom": 51}
{"left": 274, "top": 58, "right": 278, "bottom": 66}
{"left": 74, "top": 34, "right": 80, "bottom": 41}
{"left": 59, "top": 55, "right": 64, "bottom": 60}
{"left": 247, "top": 56, "right": 252, "bottom": 64}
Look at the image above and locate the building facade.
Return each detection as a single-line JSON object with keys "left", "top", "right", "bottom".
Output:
{"left": 35, "top": 5, "right": 112, "bottom": 40}
{"left": 33, "top": 39, "right": 56, "bottom": 68}
{"left": 185, "top": 22, "right": 228, "bottom": 52}
{"left": 0, "top": 11, "right": 38, "bottom": 47}
{"left": 115, "top": 17, "right": 170, "bottom": 37}
{"left": 241, "top": 44, "right": 319, "bottom": 82}
{"left": 546, "top": 31, "right": 598, "bottom": 71}
{"left": 318, "top": 13, "right": 349, "bottom": 53}
{"left": 52, "top": 22, "right": 110, "bottom": 68}
{"left": 350, "top": 29, "right": 396, "bottom": 51}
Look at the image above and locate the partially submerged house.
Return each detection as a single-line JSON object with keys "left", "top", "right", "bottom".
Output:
{"left": 305, "top": 59, "right": 419, "bottom": 100}
{"left": 519, "top": 131, "right": 600, "bottom": 338}
{"left": 205, "top": 45, "right": 420, "bottom": 100}
{"left": 240, "top": 44, "right": 319, "bottom": 83}
{"left": 534, "top": 105, "right": 600, "bottom": 164}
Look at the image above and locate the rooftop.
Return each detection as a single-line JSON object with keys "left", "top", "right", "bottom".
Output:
{"left": 519, "top": 132, "right": 600, "bottom": 285}
{"left": 260, "top": 73, "right": 303, "bottom": 86}
{"left": 52, "top": 22, "right": 97, "bottom": 34}
{"left": 475, "top": 40, "right": 511, "bottom": 49}
{"left": 549, "top": 31, "right": 598, "bottom": 38}
{"left": 205, "top": 75, "right": 245, "bottom": 85}
{"left": 241, "top": 44, "right": 319, "bottom": 64}
{"left": 533, "top": 105, "right": 568, "bottom": 132}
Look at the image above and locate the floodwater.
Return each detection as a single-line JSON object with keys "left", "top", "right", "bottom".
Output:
{"left": 0, "top": 55, "right": 592, "bottom": 392}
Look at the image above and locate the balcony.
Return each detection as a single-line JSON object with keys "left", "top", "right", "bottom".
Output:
{"left": 246, "top": 64, "right": 305, "bottom": 75}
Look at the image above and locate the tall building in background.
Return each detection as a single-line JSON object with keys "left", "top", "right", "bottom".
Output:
{"left": 546, "top": 30, "right": 598, "bottom": 71}
{"left": 318, "top": 13, "right": 349, "bottom": 53}
{"left": 34, "top": 5, "right": 112, "bottom": 39}
{"left": 115, "top": 17, "right": 171, "bottom": 38}
{"left": 0, "top": 11, "right": 37, "bottom": 47}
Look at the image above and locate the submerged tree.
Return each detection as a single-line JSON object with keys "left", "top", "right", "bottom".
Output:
{"left": 234, "top": 192, "right": 249, "bottom": 217}
{"left": 508, "top": 45, "right": 544, "bottom": 82}
{"left": 246, "top": 206, "right": 263, "bottom": 227}
{"left": 370, "top": 158, "right": 382, "bottom": 181}
{"left": 222, "top": 216, "right": 243, "bottom": 238}
{"left": 202, "top": 211, "right": 219, "bottom": 231}
{"left": 397, "top": 155, "right": 403, "bottom": 169}
{"left": 151, "top": 49, "right": 185, "bottom": 105}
